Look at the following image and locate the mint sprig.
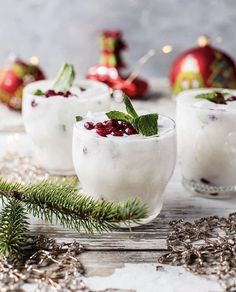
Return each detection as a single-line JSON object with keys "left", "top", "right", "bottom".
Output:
{"left": 195, "top": 91, "right": 227, "bottom": 104}
{"left": 53, "top": 64, "right": 76, "bottom": 93}
{"left": 106, "top": 111, "right": 133, "bottom": 123}
{"left": 34, "top": 89, "right": 44, "bottom": 96}
{"left": 123, "top": 95, "right": 138, "bottom": 118}
{"left": 106, "top": 95, "right": 159, "bottom": 136}
{"left": 75, "top": 116, "right": 83, "bottom": 122}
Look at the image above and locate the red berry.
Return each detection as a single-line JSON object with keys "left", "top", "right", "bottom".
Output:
{"left": 84, "top": 122, "right": 95, "bottom": 130}
{"left": 121, "top": 121, "right": 129, "bottom": 128}
{"left": 44, "top": 89, "right": 74, "bottom": 98}
{"left": 105, "top": 126, "right": 113, "bottom": 134}
{"left": 45, "top": 89, "right": 56, "bottom": 97}
{"left": 125, "top": 127, "right": 137, "bottom": 135}
{"left": 96, "top": 128, "right": 107, "bottom": 137}
{"left": 31, "top": 99, "right": 38, "bottom": 107}
{"left": 111, "top": 120, "right": 119, "bottom": 127}
{"left": 84, "top": 119, "right": 137, "bottom": 137}
{"left": 65, "top": 91, "right": 72, "bottom": 97}
{"left": 95, "top": 122, "right": 104, "bottom": 129}
{"left": 104, "top": 120, "right": 113, "bottom": 127}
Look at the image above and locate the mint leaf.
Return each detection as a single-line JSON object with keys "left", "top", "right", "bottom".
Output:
{"left": 106, "top": 95, "right": 159, "bottom": 137}
{"left": 195, "top": 91, "right": 226, "bottom": 104}
{"left": 123, "top": 95, "right": 138, "bottom": 118}
{"left": 34, "top": 89, "right": 44, "bottom": 96}
{"left": 53, "top": 64, "right": 76, "bottom": 93}
{"left": 75, "top": 116, "right": 83, "bottom": 122}
{"left": 106, "top": 111, "right": 134, "bottom": 123}
{"left": 133, "top": 113, "right": 158, "bottom": 136}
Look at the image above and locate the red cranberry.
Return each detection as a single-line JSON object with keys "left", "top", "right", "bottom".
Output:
{"left": 84, "top": 119, "right": 137, "bottom": 137}
{"left": 104, "top": 120, "right": 113, "bottom": 127}
{"left": 115, "top": 122, "right": 124, "bottom": 130}
{"left": 105, "top": 126, "right": 113, "bottom": 134}
{"left": 44, "top": 89, "right": 73, "bottom": 98}
{"left": 45, "top": 89, "right": 56, "bottom": 97}
{"left": 96, "top": 128, "right": 107, "bottom": 137}
{"left": 84, "top": 122, "right": 95, "bottom": 130}
{"left": 65, "top": 91, "right": 72, "bottom": 97}
{"left": 95, "top": 122, "right": 104, "bottom": 129}
{"left": 125, "top": 127, "right": 137, "bottom": 135}
{"left": 227, "top": 95, "right": 236, "bottom": 102}
{"left": 31, "top": 99, "right": 38, "bottom": 107}
{"left": 111, "top": 120, "right": 119, "bottom": 127}
{"left": 120, "top": 121, "right": 129, "bottom": 128}
{"left": 112, "top": 130, "right": 123, "bottom": 136}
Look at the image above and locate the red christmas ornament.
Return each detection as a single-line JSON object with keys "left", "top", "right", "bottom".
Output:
{"left": 170, "top": 36, "right": 236, "bottom": 95}
{"left": 87, "top": 30, "right": 148, "bottom": 99}
{"left": 0, "top": 58, "right": 45, "bottom": 110}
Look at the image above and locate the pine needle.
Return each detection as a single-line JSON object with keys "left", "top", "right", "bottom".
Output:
{"left": 0, "top": 199, "right": 29, "bottom": 257}
{"left": 0, "top": 178, "right": 148, "bottom": 233}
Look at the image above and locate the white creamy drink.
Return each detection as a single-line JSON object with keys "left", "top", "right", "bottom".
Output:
{"left": 177, "top": 88, "right": 236, "bottom": 198}
{"left": 23, "top": 64, "right": 111, "bottom": 174}
{"left": 72, "top": 107, "right": 176, "bottom": 225}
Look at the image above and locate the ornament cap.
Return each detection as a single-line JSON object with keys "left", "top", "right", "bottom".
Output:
{"left": 197, "top": 35, "right": 210, "bottom": 47}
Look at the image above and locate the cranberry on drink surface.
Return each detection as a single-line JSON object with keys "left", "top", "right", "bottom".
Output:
{"left": 125, "top": 127, "right": 137, "bottom": 135}
{"left": 84, "top": 122, "right": 95, "bottom": 130}
{"left": 44, "top": 89, "right": 73, "bottom": 98}
{"left": 96, "top": 128, "right": 107, "bottom": 137}
{"left": 227, "top": 95, "right": 236, "bottom": 102}
{"left": 84, "top": 119, "right": 138, "bottom": 137}
{"left": 95, "top": 122, "right": 104, "bottom": 129}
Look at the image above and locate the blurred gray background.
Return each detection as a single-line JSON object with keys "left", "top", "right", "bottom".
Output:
{"left": 1, "top": 0, "right": 236, "bottom": 78}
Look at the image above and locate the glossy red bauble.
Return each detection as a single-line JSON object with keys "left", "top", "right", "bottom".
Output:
{"left": 0, "top": 59, "right": 45, "bottom": 110}
{"left": 170, "top": 36, "right": 236, "bottom": 95}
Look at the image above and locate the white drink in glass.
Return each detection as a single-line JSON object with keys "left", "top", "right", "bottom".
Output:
{"left": 72, "top": 112, "right": 176, "bottom": 225}
{"left": 22, "top": 80, "right": 111, "bottom": 175}
{"left": 177, "top": 88, "right": 236, "bottom": 198}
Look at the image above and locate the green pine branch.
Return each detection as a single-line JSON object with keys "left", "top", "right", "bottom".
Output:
{"left": 0, "top": 178, "right": 148, "bottom": 233}
{"left": 0, "top": 199, "right": 29, "bottom": 257}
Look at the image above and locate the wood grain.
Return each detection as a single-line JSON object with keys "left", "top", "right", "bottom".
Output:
{"left": 29, "top": 167, "right": 236, "bottom": 251}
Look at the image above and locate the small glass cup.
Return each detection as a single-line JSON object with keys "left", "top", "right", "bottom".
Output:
{"left": 72, "top": 112, "right": 176, "bottom": 226}
{"left": 22, "top": 80, "right": 111, "bottom": 175}
{"left": 177, "top": 88, "right": 236, "bottom": 198}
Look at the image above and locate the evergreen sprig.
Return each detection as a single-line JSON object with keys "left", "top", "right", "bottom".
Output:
{"left": 0, "top": 199, "right": 29, "bottom": 257}
{"left": 0, "top": 178, "right": 147, "bottom": 233}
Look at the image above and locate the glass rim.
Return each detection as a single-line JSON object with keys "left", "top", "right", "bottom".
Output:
{"left": 177, "top": 88, "right": 236, "bottom": 112}
{"left": 23, "top": 79, "right": 110, "bottom": 103}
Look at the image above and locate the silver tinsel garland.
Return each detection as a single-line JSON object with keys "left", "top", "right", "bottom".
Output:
{"left": 0, "top": 235, "right": 88, "bottom": 292}
{"left": 0, "top": 152, "right": 87, "bottom": 291}
{"left": 159, "top": 213, "right": 236, "bottom": 292}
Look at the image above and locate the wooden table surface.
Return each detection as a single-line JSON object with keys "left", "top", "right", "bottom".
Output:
{"left": 1, "top": 79, "right": 235, "bottom": 292}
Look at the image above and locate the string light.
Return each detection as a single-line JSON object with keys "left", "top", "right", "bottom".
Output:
{"left": 162, "top": 45, "right": 173, "bottom": 54}
{"left": 29, "top": 56, "right": 39, "bottom": 65}
{"left": 197, "top": 35, "right": 210, "bottom": 47}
